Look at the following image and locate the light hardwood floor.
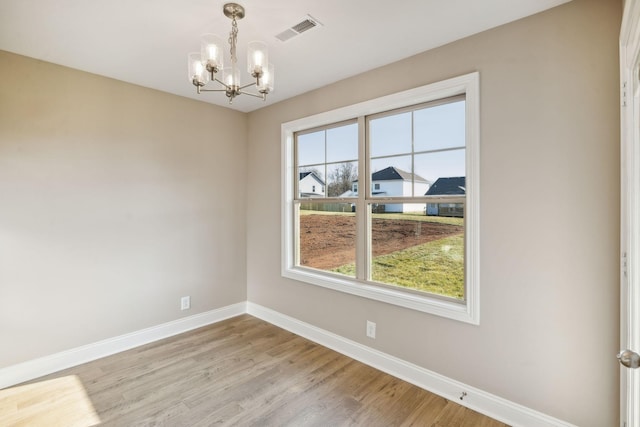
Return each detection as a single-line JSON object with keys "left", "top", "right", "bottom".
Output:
{"left": 1, "top": 315, "right": 509, "bottom": 426}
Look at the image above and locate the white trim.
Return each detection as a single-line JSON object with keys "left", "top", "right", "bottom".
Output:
{"left": 3, "top": 300, "right": 576, "bottom": 426}
{"left": 247, "top": 302, "right": 575, "bottom": 427}
{"left": 281, "top": 72, "right": 480, "bottom": 324}
{"left": 0, "top": 302, "right": 246, "bottom": 389}
{"left": 620, "top": 1, "right": 640, "bottom": 425}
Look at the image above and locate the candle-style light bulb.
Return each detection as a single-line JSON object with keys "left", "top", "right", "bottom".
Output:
{"left": 258, "top": 63, "right": 274, "bottom": 94}
{"left": 201, "top": 34, "right": 224, "bottom": 73}
{"left": 248, "top": 41, "right": 268, "bottom": 77}
{"left": 187, "top": 52, "right": 207, "bottom": 86}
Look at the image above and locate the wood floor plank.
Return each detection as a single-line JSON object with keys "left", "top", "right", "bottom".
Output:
{"left": 0, "top": 315, "right": 510, "bottom": 426}
{"left": 399, "top": 392, "right": 449, "bottom": 426}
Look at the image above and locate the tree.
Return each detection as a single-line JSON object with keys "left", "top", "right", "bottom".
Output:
{"left": 327, "top": 162, "right": 358, "bottom": 197}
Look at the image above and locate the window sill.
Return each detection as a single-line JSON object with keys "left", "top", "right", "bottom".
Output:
{"left": 282, "top": 266, "right": 479, "bottom": 325}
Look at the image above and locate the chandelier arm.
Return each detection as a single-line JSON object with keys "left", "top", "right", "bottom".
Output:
{"left": 213, "top": 77, "right": 230, "bottom": 87}
{"left": 199, "top": 88, "right": 229, "bottom": 93}
{"left": 238, "top": 82, "right": 258, "bottom": 90}
{"left": 238, "top": 90, "right": 266, "bottom": 99}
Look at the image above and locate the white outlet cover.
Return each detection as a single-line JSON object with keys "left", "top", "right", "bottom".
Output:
{"left": 181, "top": 296, "right": 191, "bottom": 310}
{"left": 366, "top": 321, "right": 376, "bottom": 338}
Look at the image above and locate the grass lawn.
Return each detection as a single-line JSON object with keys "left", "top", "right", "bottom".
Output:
{"left": 333, "top": 234, "right": 464, "bottom": 300}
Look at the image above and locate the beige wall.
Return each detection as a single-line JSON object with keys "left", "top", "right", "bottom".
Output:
{"left": 246, "top": 0, "right": 622, "bottom": 425}
{"left": 0, "top": 51, "right": 248, "bottom": 368}
{"left": 0, "top": 0, "right": 622, "bottom": 424}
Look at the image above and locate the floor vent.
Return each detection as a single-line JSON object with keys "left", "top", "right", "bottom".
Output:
{"left": 276, "top": 15, "right": 322, "bottom": 42}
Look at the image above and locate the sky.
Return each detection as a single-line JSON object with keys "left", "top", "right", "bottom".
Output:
{"left": 297, "top": 99, "right": 466, "bottom": 191}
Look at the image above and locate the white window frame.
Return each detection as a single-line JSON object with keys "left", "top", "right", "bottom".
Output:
{"left": 281, "top": 72, "right": 480, "bottom": 324}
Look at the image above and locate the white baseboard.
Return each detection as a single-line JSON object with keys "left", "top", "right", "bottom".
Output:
{"left": 2, "top": 300, "right": 575, "bottom": 427}
{"left": 0, "top": 302, "right": 246, "bottom": 390}
{"left": 246, "top": 302, "right": 576, "bottom": 427}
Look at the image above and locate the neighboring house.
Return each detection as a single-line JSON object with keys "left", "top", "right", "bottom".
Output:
{"left": 299, "top": 171, "right": 325, "bottom": 197}
{"left": 348, "top": 166, "right": 431, "bottom": 213}
{"left": 425, "top": 177, "right": 465, "bottom": 217}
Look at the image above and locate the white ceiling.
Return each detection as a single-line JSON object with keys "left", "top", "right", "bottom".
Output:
{"left": 0, "top": 0, "right": 570, "bottom": 113}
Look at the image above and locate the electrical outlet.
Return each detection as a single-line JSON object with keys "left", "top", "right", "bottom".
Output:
{"left": 366, "top": 320, "right": 376, "bottom": 339}
{"left": 181, "top": 296, "right": 191, "bottom": 310}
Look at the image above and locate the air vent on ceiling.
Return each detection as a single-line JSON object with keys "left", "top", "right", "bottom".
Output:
{"left": 276, "top": 15, "right": 322, "bottom": 42}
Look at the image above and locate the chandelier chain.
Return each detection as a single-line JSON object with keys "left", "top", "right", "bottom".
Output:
{"left": 229, "top": 17, "right": 238, "bottom": 64}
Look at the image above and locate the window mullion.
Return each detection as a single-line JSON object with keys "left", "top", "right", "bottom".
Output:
{"left": 356, "top": 115, "right": 368, "bottom": 281}
{"left": 323, "top": 130, "right": 328, "bottom": 199}
{"left": 293, "top": 201, "right": 300, "bottom": 268}
{"left": 411, "top": 110, "right": 416, "bottom": 197}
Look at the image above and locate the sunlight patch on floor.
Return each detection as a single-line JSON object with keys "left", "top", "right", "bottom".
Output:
{"left": 0, "top": 375, "right": 100, "bottom": 426}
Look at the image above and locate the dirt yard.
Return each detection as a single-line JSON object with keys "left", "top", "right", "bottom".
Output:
{"left": 299, "top": 214, "right": 463, "bottom": 270}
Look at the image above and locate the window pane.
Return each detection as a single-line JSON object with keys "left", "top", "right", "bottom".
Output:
{"left": 297, "top": 131, "right": 325, "bottom": 166}
{"left": 370, "top": 203, "right": 465, "bottom": 299}
{"left": 298, "top": 167, "right": 326, "bottom": 198}
{"left": 414, "top": 100, "right": 466, "bottom": 152}
{"left": 298, "top": 203, "right": 356, "bottom": 277}
{"left": 326, "top": 161, "right": 358, "bottom": 197}
{"left": 370, "top": 112, "right": 412, "bottom": 157}
{"left": 415, "top": 149, "right": 465, "bottom": 186}
{"left": 327, "top": 123, "right": 358, "bottom": 163}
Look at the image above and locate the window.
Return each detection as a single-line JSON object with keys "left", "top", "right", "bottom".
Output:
{"left": 282, "top": 73, "right": 479, "bottom": 324}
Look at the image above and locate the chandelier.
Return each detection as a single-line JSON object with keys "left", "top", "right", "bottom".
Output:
{"left": 187, "top": 3, "right": 274, "bottom": 104}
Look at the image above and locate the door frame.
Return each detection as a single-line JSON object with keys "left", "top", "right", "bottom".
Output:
{"left": 620, "top": 1, "right": 640, "bottom": 425}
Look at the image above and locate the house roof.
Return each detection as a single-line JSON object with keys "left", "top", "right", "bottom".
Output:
{"left": 371, "top": 166, "right": 429, "bottom": 183}
{"left": 353, "top": 166, "right": 429, "bottom": 183}
{"left": 299, "top": 171, "right": 325, "bottom": 185}
{"left": 425, "top": 177, "right": 466, "bottom": 195}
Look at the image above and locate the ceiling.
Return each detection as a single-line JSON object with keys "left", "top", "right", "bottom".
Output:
{"left": 0, "top": 0, "right": 570, "bottom": 113}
